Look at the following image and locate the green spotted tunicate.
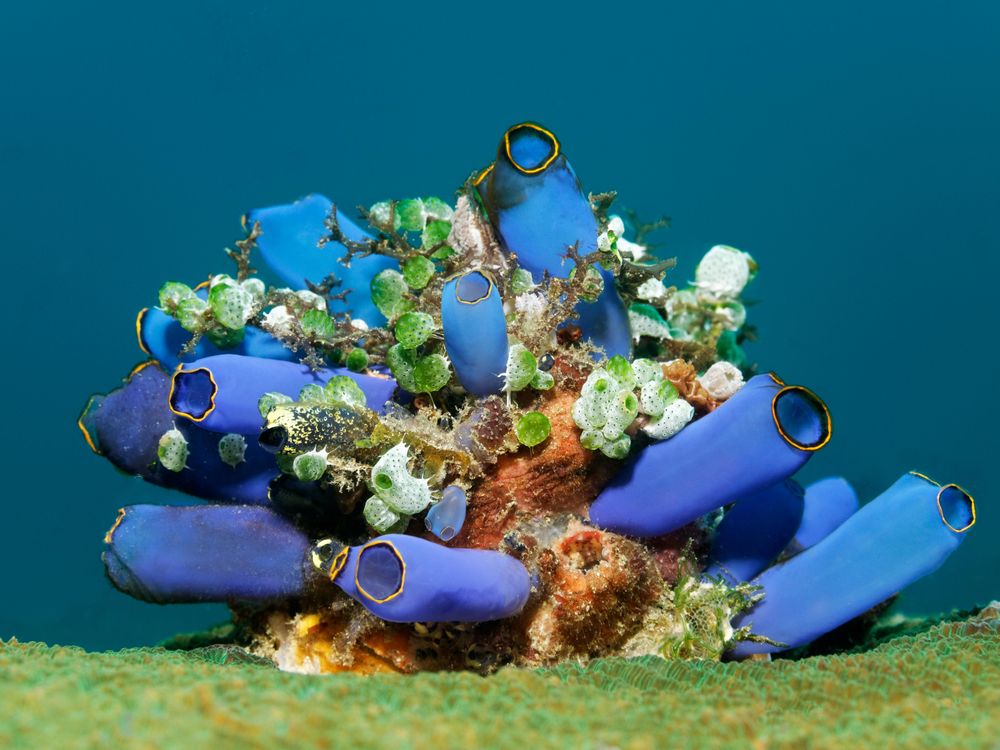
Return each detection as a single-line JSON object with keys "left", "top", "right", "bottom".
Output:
{"left": 158, "top": 282, "right": 196, "bottom": 312}
{"left": 602, "top": 433, "right": 632, "bottom": 459}
{"left": 530, "top": 370, "right": 554, "bottom": 390}
{"left": 385, "top": 343, "right": 419, "bottom": 393}
{"left": 421, "top": 196, "right": 453, "bottom": 221}
{"left": 402, "top": 255, "right": 436, "bottom": 290}
{"left": 209, "top": 282, "right": 254, "bottom": 330}
{"left": 607, "top": 355, "right": 637, "bottom": 391}
{"left": 176, "top": 296, "right": 210, "bottom": 333}
{"left": 293, "top": 449, "right": 328, "bottom": 482}
{"left": 394, "top": 311, "right": 435, "bottom": 349}
{"left": 395, "top": 199, "right": 426, "bottom": 232}
{"left": 420, "top": 220, "right": 451, "bottom": 252}
{"left": 298, "top": 383, "right": 327, "bottom": 404}
{"left": 511, "top": 268, "right": 536, "bottom": 295}
{"left": 324, "top": 375, "right": 367, "bottom": 410}
{"left": 368, "top": 201, "right": 402, "bottom": 232}
{"left": 505, "top": 344, "right": 538, "bottom": 392}
{"left": 516, "top": 411, "right": 551, "bottom": 447}
{"left": 258, "top": 391, "right": 293, "bottom": 418}
{"left": 205, "top": 326, "right": 245, "bottom": 349}
{"left": 217, "top": 433, "right": 247, "bottom": 468}
{"left": 300, "top": 309, "right": 336, "bottom": 339}
{"left": 370, "top": 269, "right": 413, "bottom": 318}
{"left": 413, "top": 353, "right": 450, "bottom": 393}
{"left": 157, "top": 428, "right": 189, "bottom": 472}
{"left": 345, "top": 348, "right": 369, "bottom": 372}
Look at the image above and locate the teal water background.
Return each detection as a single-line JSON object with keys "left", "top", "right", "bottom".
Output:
{"left": 1, "top": 2, "right": 997, "bottom": 650}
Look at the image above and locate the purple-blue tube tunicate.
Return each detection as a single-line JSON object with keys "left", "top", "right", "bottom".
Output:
{"left": 79, "top": 363, "right": 277, "bottom": 504}
{"left": 791, "top": 476, "right": 859, "bottom": 551}
{"left": 169, "top": 353, "right": 397, "bottom": 433}
{"left": 425, "top": 485, "right": 467, "bottom": 542}
{"left": 730, "top": 472, "right": 976, "bottom": 657}
{"left": 137, "top": 306, "right": 297, "bottom": 371}
{"left": 245, "top": 194, "right": 397, "bottom": 327}
{"left": 478, "top": 123, "right": 631, "bottom": 359}
{"left": 704, "top": 479, "right": 805, "bottom": 584}
{"left": 103, "top": 504, "right": 311, "bottom": 603}
{"left": 589, "top": 374, "right": 831, "bottom": 537}
{"left": 441, "top": 271, "right": 509, "bottom": 396}
{"left": 331, "top": 534, "right": 530, "bottom": 622}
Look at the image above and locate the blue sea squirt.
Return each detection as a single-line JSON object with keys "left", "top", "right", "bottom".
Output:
{"left": 80, "top": 122, "right": 976, "bottom": 673}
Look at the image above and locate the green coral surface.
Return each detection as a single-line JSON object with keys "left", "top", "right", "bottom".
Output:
{"left": 2, "top": 613, "right": 998, "bottom": 750}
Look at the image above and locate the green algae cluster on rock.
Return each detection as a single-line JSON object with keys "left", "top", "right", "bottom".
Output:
{"left": 2, "top": 605, "right": 998, "bottom": 749}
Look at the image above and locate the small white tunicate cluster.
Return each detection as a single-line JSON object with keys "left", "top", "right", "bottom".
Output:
{"left": 363, "top": 443, "right": 432, "bottom": 533}
{"left": 698, "top": 361, "right": 745, "bottom": 402}
{"left": 694, "top": 245, "right": 754, "bottom": 298}
{"left": 628, "top": 305, "right": 672, "bottom": 342}
{"left": 636, "top": 277, "right": 669, "bottom": 302}
{"left": 157, "top": 427, "right": 189, "bottom": 472}
{"left": 598, "top": 215, "right": 647, "bottom": 262}
{"left": 572, "top": 356, "right": 694, "bottom": 459}
{"left": 261, "top": 305, "right": 295, "bottom": 338}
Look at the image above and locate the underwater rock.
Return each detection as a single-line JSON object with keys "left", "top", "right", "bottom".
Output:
{"left": 81, "top": 121, "right": 976, "bottom": 674}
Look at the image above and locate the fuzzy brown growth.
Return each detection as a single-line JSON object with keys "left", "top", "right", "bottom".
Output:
{"left": 649, "top": 523, "right": 710, "bottom": 585}
{"left": 662, "top": 359, "right": 721, "bottom": 413}
{"left": 456, "top": 385, "right": 618, "bottom": 549}
{"left": 519, "top": 522, "right": 665, "bottom": 665}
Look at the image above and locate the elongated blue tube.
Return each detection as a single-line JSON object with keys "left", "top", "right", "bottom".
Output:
{"left": 791, "top": 476, "right": 859, "bottom": 550}
{"left": 479, "top": 123, "right": 631, "bottom": 358}
{"left": 169, "top": 353, "right": 397, "bottom": 433}
{"left": 704, "top": 479, "right": 805, "bottom": 584}
{"left": 103, "top": 504, "right": 310, "bottom": 603}
{"left": 730, "top": 472, "right": 976, "bottom": 656}
{"left": 330, "top": 534, "right": 530, "bottom": 622}
{"left": 79, "top": 363, "right": 278, "bottom": 504}
{"left": 246, "top": 194, "right": 397, "bottom": 327}
{"left": 589, "top": 374, "right": 831, "bottom": 537}
{"left": 441, "top": 270, "right": 509, "bottom": 396}
{"left": 136, "top": 306, "right": 297, "bottom": 370}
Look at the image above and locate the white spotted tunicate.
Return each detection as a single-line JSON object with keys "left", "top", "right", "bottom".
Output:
{"left": 371, "top": 443, "right": 432, "bottom": 515}
{"left": 636, "top": 277, "right": 668, "bottom": 301}
{"left": 698, "top": 361, "right": 745, "bottom": 401}
{"left": 364, "top": 495, "right": 402, "bottom": 533}
{"left": 261, "top": 305, "right": 295, "bottom": 339}
{"left": 643, "top": 398, "right": 695, "bottom": 440}
{"left": 639, "top": 378, "right": 679, "bottom": 418}
{"left": 602, "top": 390, "right": 639, "bottom": 441}
{"left": 217, "top": 433, "right": 247, "bottom": 468}
{"left": 629, "top": 307, "right": 672, "bottom": 341}
{"left": 157, "top": 428, "right": 189, "bottom": 472}
{"left": 631, "top": 359, "right": 663, "bottom": 386}
{"left": 694, "top": 245, "right": 754, "bottom": 298}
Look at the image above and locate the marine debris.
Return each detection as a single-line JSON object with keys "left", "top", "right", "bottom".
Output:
{"left": 79, "top": 122, "right": 977, "bottom": 674}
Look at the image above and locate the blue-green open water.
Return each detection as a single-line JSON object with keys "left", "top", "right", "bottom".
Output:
{"left": 1, "top": 2, "right": 996, "bottom": 650}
